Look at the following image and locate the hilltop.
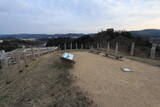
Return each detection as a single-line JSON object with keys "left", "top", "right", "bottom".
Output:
{"left": 0, "top": 51, "right": 160, "bottom": 107}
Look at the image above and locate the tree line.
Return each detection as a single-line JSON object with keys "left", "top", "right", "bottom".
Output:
{"left": 46, "top": 28, "right": 151, "bottom": 50}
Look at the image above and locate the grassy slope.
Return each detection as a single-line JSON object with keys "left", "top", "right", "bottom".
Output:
{"left": 0, "top": 53, "right": 92, "bottom": 107}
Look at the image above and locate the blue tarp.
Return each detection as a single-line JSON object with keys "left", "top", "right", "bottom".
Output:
{"left": 61, "top": 53, "right": 74, "bottom": 61}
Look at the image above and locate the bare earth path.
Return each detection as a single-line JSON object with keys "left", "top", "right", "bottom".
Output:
{"left": 72, "top": 51, "right": 160, "bottom": 107}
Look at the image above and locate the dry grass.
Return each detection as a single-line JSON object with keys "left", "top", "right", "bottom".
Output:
{"left": 0, "top": 53, "right": 92, "bottom": 107}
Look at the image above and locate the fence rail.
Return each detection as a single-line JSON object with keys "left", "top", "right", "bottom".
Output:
{"left": 0, "top": 47, "right": 57, "bottom": 70}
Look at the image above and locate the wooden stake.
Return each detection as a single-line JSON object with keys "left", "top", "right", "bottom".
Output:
{"left": 130, "top": 42, "right": 135, "bottom": 56}
{"left": 150, "top": 43, "right": 157, "bottom": 59}
{"left": 107, "top": 42, "right": 110, "bottom": 51}
{"left": 115, "top": 42, "right": 119, "bottom": 54}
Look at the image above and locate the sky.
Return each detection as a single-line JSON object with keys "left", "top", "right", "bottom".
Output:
{"left": 0, "top": 0, "right": 160, "bottom": 34}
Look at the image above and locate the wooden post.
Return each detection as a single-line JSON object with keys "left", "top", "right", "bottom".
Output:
{"left": 64, "top": 43, "right": 66, "bottom": 52}
{"left": 17, "top": 55, "right": 23, "bottom": 72}
{"left": 1, "top": 58, "right": 7, "bottom": 69}
{"left": 15, "top": 54, "right": 18, "bottom": 64}
{"left": 150, "top": 43, "right": 157, "bottom": 59}
{"left": 0, "top": 59, "right": 2, "bottom": 69}
{"left": 23, "top": 52, "right": 28, "bottom": 67}
{"left": 1, "top": 59, "right": 4, "bottom": 69}
{"left": 76, "top": 43, "right": 78, "bottom": 49}
{"left": 115, "top": 42, "right": 119, "bottom": 53}
{"left": 99, "top": 43, "right": 102, "bottom": 49}
{"left": 29, "top": 54, "right": 32, "bottom": 62}
{"left": 130, "top": 42, "right": 135, "bottom": 56}
{"left": 70, "top": 43, "right": 72, "bottom": 50}
{"left": 97, "top": 43, "right": 99, "bottom": 49}
{"left": 14, "top": 55, "right": 17, "bottom": 64}
{"left": 39, "top": 52, "right": 41, "bottom": 57}
{"left": 58, "top": 44, "right": 61, "bottom": 50}
{"left": 88, "top": 44, "right": 91, "bottom": 49}
{"left": 107, "top": 42, "right": 110, "bottom": 51}
{"left": 91, "top": 45, "right": 93, "bottom": 49}
{"left": 0, "top": 53, "right": 7, "bottom": 69}
{"left": 81, "top": 44, "right": 83, "bottom": 49}
{"left": 31, "top": 47, "right": 35, "bottom": 60}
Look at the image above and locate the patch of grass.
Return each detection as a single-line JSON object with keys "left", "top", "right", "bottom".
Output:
{"left": 53, "top": 58, "right": 73, "bottom": 70}
{"left": 50, "top": 56, "right": 92, "bottom": 107}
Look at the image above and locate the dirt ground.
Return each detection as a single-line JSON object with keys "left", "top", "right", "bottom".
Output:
{"left": 72, "top": 51, "right": 160, "bottom": 107}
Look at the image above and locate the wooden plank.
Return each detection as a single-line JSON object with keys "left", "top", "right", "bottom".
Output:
{"left": 103, "top": 51, "right": 123, "bottom": 59}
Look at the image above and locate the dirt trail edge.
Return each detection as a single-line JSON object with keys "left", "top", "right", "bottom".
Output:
{"left": 72, "top": 51, "right": 160, "bottom": 107}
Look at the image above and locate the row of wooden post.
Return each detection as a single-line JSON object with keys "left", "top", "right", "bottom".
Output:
{"left": 60, "top": 42, "right": 121, "bottom": 53}
{"left": 60, "top": 42, "right": 158, "bottom": 59}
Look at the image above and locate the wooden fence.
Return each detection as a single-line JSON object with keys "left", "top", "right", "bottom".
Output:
{"left": 58, "top": 42, "right": 160, "bottom": 59}
{"left": 0, "top": 42, "right": 159, "bottom": 71}
{"left": 0, "top": 47, "right": 57, "bottom": 71}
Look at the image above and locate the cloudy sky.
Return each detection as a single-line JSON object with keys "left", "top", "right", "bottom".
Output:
{"left": 0, "top": 0, "right": 160, "bottom": 34}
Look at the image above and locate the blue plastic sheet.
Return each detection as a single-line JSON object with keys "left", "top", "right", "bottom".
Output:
{"left": 61, "top": 53, "right": 74, "bottom": 61}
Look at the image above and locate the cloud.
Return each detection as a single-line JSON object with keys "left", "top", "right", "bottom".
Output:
{"left": 0, "top": 0, "right": 160, "bottom": 33}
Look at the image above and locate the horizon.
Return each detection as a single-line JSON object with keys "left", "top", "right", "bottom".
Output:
{"left": 0, "top": 0, "right": 160, "bottom": 34}
{"left": 0, "top": 28, "right": 160, "bottom": 35}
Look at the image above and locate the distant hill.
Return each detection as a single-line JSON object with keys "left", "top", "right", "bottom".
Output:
{"left": 130, "top": 29, "right": 160, "bottom": 37}
{"left": 130, "top": 29, "right": 160, "bottom": 43}
{"left": 0, "top": 33, "right": 85, "bottom": 39}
